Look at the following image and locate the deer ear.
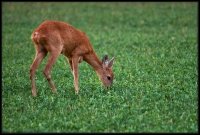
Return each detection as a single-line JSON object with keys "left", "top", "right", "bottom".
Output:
{"left": 102, "top": 55, "right": 109, "bottom": 63}
{"left": 108, "top": 57, "right": 114, "bottom": 68}
{"left": 102, "top": 55, "right": 109, "bottom": 68}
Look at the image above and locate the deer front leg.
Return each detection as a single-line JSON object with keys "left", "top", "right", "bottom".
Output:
{"left": 67, "top": 58, "right": 73, "bottom": 73}
{"left": 67, "top": 57, "right": 82, "bottom": 74}
{"left": 30, "top": 51, "right": 47, "bottom": 97}
{"left": 43, "top": 51, "right": 61, "bottom": 93}
{"left": 72, "top": 56, "right": 80, "bottom": 94}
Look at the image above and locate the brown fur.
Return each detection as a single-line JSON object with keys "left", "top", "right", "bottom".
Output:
{"left": 30, "top": 20, "right": 114, "bottom": 96}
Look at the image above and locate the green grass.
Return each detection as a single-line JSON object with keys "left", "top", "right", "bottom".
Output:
{"left": 2, "top": 2, "right": 198, "bottom": 133}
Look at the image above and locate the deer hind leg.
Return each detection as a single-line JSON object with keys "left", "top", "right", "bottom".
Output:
{"left": 30, "top": 47, "right": 47, "bottom": 97}
{"left": 43, "top": 47, "right": 62, "bottom": 93}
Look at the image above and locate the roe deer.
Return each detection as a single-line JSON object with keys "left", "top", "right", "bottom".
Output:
{"left": 30, "top": 20, "right": 114, "bottom": 96}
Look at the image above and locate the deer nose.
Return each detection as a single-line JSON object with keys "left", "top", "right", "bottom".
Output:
{"left": 105, "top": 83, "right": 112, "bottom": 89}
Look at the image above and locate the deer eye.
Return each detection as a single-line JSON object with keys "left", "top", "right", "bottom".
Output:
{"left": 107, "top": 76, "right": 111, "bottom": 80}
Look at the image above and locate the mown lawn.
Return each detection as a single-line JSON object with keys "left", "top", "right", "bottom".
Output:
{"left": 2, "top": 2, "right": 198, "bottom": 133}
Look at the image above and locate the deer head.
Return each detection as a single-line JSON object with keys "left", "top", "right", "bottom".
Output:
{"left": 99, "top": 55, "right": 115, "bottom": 88}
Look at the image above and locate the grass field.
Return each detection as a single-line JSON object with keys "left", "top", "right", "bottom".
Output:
{"left": 2, "top": 2, "right": 198, "bottom": 133}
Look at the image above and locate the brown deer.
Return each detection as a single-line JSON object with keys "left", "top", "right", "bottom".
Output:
{"left": 30, "top": 20, "right": 114, "bottom": 96}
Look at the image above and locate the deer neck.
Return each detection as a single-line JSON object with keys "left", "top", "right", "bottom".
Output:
{"left": 84, "top": 51, "right": 103, "bottom": 75}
